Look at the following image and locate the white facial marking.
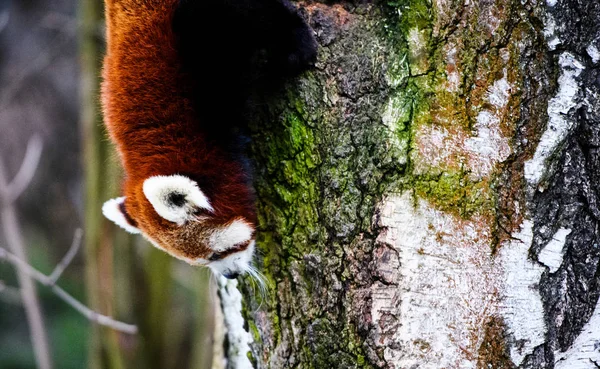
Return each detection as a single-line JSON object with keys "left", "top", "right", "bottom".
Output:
{"left": 194, "top": 258, "right": 210, "bottom": 266}
{"left": 102, "top": 197, "right": 141, "bottom": 234}
{"left": 209, "top": 240, "right": 256, "bottom": 276}
{"left": 210, "top": 219, "right": 254, "bottom": 252}
{"left": 143, "top": 174, "right": 213, "bottom": 225}
{"left": 142, "top": 228, "right": 257, "bottom": 280}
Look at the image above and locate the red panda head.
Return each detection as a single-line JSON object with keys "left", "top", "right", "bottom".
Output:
{"left": 99, "top": 0, "right": 316, "bottom": 282}
{"left": 102, "top": 174, "right": 257, "bottom": 279}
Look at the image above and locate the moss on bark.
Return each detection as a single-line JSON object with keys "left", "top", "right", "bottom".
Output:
{"left": 240, "top": 0, "right": 552, "bottom": 367}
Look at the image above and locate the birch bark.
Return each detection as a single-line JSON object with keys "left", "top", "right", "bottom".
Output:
{"left": 217, "top": 1, "right": 600, "bottom": 368}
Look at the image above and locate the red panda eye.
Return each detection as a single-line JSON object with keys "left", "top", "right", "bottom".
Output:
{"left": 167, "top": 192, "right": 186, "bottom": 207}
{"left": 208, "top": 253, "right": 222, "bottom": 261}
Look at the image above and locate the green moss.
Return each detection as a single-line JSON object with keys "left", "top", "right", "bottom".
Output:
{"left": 247, "top": 351, "right": 257, "bottom": 367}
{"left": 241, "top": 0, "right": 535, "bottom": 366}
{"left": 302, "top": 319, "right": 372, "bottom": 369}
{"left": 413, "top": 173, "right": 493, "bottom": 218}
{"left": 248, "top": 320, "right": 261, "bottom": 343}
{"left": 381, "top": 0, "right": 529, "bottom": 223}
{"left": 357, "top": 354, "right": 365, "bottom": 365}
{"left": 254, "top": 101, "right": 323, "bottom": 263}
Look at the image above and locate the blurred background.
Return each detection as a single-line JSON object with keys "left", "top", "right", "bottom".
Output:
{"left": 0, "top": 0, "right": 215, "bottom": 368}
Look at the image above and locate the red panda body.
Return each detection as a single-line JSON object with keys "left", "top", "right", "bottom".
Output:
{"left": 100, "top": 0, "right": 316, "bottom": 277}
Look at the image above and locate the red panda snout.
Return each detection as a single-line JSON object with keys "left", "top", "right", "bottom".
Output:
{"left": 102, "top": 174, "right": 256, "bottom": 277}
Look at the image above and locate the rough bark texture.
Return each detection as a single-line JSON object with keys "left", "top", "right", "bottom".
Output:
{"left": 221, "top": 0, "right": 600, "bottom": 368}
{"left": 526, "top": 1, "right": 600, "bottom": 368}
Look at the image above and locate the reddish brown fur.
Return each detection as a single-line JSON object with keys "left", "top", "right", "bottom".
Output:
{"left": 102, "top": 0, "right": 256, "bottom": 260}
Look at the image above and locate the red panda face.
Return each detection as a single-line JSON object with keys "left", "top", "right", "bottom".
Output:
{"left": 100, "top": 0, "right": 316, "bottom": 282}
{"left": 102, "top": 174, "right": 256, "bottom": 279}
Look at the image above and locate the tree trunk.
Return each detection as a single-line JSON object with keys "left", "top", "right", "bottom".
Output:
{"left": 218, "top": 0, "right": 600, "bottom": 368}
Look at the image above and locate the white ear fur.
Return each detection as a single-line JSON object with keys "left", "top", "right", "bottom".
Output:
{"left": 142, "top": 175, "right": 213, "bottom": 225}
{"left": 102, "top": 197, "right": 141, "bottom": 234}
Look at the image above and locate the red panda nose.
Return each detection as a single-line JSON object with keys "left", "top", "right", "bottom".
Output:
{"left": 222, "top": 272, "right": 240, "bottom": 280}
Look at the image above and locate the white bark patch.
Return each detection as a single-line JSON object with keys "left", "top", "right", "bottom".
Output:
{"left": 444, "top": 46, "right": 460, "bottom": 92}
{"left": 524, "top": 52, "right": 584, "bottom": 188}
{"left": 487, "top": 77, "right": 512, "bottom": 108}
{"left": 497, "top": 220, "right": 547, "bottom": 366}
{"left": 407, "top": 28, "right": 426, "bottom": 57}
{"left": 464, "top": 107, "right": 511, "bottom": 179}
{"left": 218, "top": 277, "right": 253, "bottom": 369}
{"left": 480, "top": 5, "right": 502, "bottom": 36}
{"left": 587, "top": 44, "right": 600, "bottom": 64}
{"left": 375, "top": 192, "right": 501, "bottom": 368}
{"left": 543, "top": 15, "right": 561, "bottom": 51}
{"left": 415, "top": 71, "right": 512, "bottom": 179}
{"left": 381, "top": 94, "right": 410, "bottom": 165}
{"left": 212, "top": 289, "right": 227, "bottom": 369}
{"left": 415, "top": 125, "right": 453, "bottom": 170}
{"left": 554, "top": 298, "right": 600, "bottom": 368}
{"left": 538, "top": 228, "right": 571, "bottom": 273}
{"left": 407, "top": 27, "right": 428, "bottom": 74}
{"left": 382, "top": 95, "right": 403, "bottom": 128}
{"left": 373, "top": 195, "right": 550, "bottom": 368}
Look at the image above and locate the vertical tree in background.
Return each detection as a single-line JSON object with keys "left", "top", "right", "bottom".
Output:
{"left": 79, "top": 0, "right": 128, "bottom": 367}
{"left": 79, "top": 1, "right": 213, "bottom": 368}
{"left": 214, "top": 0, "right": 600, "bottom": 368}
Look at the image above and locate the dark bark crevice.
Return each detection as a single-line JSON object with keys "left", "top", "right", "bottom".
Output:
{"left": 525, "top": 1, "right": 600, "bottom": 367}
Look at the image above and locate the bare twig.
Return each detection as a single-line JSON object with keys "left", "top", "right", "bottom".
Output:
{"left": 0, "top": 134, "right": 137, "bottom": 369}
{"left": 0, "top": 137, "right": 52, "bottom": 369}
{"left": 3, "top": 135, "right": 43, "bottom": 204}
{"left": 0, "top": 246, "right": 138, "bottom": 334}
{"left": 49, "top": 228, "right": 83, "bottom": 284}
{"left": 0, "top": 11, "right": 9, "bottom": 35}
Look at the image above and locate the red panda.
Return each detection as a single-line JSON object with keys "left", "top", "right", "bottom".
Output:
{"left": 100, "top": 0, "right": 316, "bottom": 279}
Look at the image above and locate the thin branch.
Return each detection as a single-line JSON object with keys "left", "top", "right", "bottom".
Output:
{"left": 0, "top": 136, "right": 52, "bottom": 369}
{"left": 0, "top": 11, "right": 9, "bottom": 35}
{"left": 49, "top": 228, "right": 83, "bottom": 284}
{"left": 0, "top": 246, "right": 138, "bottom": 334}
{"left": 4, "top": 135, "right": 43, "bottom": 204}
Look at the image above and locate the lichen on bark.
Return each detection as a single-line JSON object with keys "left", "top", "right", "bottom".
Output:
{"left": 230, "top": 0, "right": 586, "bottom": 367}
{"left": 243, "top": 3, "right": 412, "bottom": 367}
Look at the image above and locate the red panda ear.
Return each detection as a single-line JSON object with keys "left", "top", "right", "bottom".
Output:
{"left": 102, "top": 197, "right": 141, "bottom": 234}
{"left": 142, "top": 175, "right": 214, "bottom": 225}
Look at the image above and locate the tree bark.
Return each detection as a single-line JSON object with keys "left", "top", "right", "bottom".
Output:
{"left": 218, "top": 0, "right": 600, "bottom": 368}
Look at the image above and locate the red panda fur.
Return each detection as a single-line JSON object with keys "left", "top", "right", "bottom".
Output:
{"left": 102, "top": 0, "right": 256, "bottom": 260}
{"left": 100, "top": 0, "right": 316, "bottom": 268}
